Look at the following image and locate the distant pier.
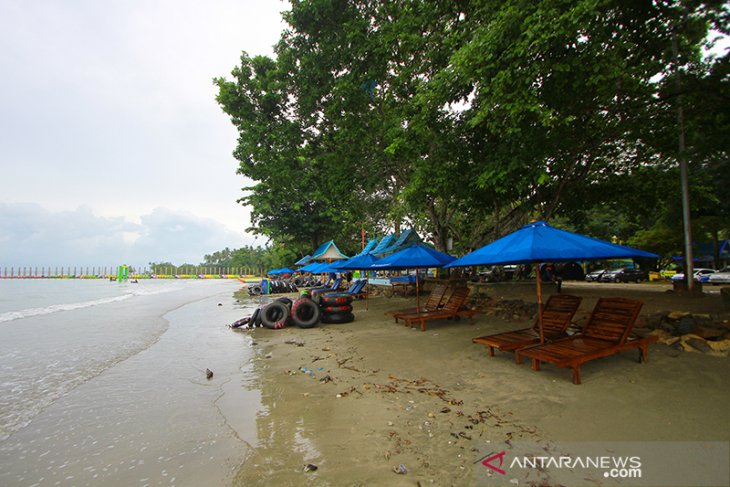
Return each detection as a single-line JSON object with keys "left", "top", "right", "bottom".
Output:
{"left": 0, "top": 266, "right": 263, "bottom": 279}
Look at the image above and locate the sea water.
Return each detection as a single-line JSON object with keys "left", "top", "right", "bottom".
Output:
{"left": 0, "top": 279, "right": 263, "bottom": 486}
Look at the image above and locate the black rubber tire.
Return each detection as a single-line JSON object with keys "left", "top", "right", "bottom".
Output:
{"left": 249, "top": 284, "right": 262, "bottom": 295}
{"left": 321, "top": 304, "right": 353, "bottom": 314}
{"left": 320, "top": 312, "right": 355, "bottom": 324}
{"left": 250, "top": 308, "right": 261, "bottom": 327}
{"left": 261, "top": 301, "right": 290, "bottom": 329}
{"left": 277, "top": 297, "right": 293, "bottom": 309}
{"left": 320, "top": 294, "right": 353, "bottom": 306}
{"left": 291, "top": 298, "right": 321, "bottom": 328}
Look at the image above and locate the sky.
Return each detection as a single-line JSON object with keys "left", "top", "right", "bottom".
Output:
{"left": 0, "top": 0, "right": 289, "bottom": 269}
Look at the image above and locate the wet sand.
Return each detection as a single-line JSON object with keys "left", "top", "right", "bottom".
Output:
{"left": 233, "top": 281, "right": 730, "bottom": 486}
{"left": 0, "top": 281, "right": 259, "bottom": 487}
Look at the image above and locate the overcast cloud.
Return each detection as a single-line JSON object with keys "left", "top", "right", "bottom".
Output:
{"left": 0, "top": 0, "right": 286, "bottom": 268}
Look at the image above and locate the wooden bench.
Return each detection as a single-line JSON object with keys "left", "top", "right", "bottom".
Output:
{"left": 472, "top": 294, "right": 582, "bottom": 363}
{"left": 386, "top": 283, "right": 448, "bottom": 322}
{"left": 516, "top": 297, "right": 655, "bottom": 384}
{"left": 398, "top": 286, "right": 471, "bottom": 332}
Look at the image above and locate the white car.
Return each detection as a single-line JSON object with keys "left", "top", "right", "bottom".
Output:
{"left": 707, "top": 267, "right": 730, "bottom": 285}
{"left": 670, "top": 268, "right": 717, "bottom": 283}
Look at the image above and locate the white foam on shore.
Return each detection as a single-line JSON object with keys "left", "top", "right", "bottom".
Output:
{"left": 0, "top": 285, "right": 179, "bottom": 324}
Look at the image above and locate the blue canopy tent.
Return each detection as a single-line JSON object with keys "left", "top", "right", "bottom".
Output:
{"left": 445, "top": 220, "right": 659, "bottom": 341}
{"left": 311, "top": 240, "right": 349, "bottom": 261}
{"left": 370, "top": 243, "right": 456, "bottom": 311}
{"left": 294, "top": 255, "right": 313, "bottom": 267}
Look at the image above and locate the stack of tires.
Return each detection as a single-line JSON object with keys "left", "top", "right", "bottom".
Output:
{"left": 319, "top": 293, "right": 354, "bottom": 324}
{"left": 259, "top": 296, "right": 322, "bottom": 330}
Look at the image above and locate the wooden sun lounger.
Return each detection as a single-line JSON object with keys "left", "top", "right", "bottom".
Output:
{"left": 386, "top": 283, "right": 448, "bottom": 323}
{"left": 516, "top": 297, "right": 657, "bottom": 384}
{"left": 399, "top": 286, "right": 471, "bottom": 332}
{"left": 472, "top": 294, "right": 582, "bottom": 363}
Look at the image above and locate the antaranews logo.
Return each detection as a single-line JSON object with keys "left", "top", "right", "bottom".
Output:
{"left": 476, "top": 450, "right": 642, "bottom": 479}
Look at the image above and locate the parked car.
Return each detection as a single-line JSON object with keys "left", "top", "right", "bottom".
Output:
{"left": 599, "top": 268, "right": 648, "bottom": 283}
{"left": 585, "top": 269, "right": 607, "bottom": 282}
{"left": 670, "top": 268, "right": 716, "bottom": 283}
{"left": 707, "top": 267, "right": 730, "bottom": 285}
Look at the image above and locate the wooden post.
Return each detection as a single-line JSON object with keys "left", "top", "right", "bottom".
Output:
{"left": 536, "top": 266, "right": 545, "bottom": 343}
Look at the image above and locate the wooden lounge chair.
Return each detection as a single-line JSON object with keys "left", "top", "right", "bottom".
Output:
{"left": 472, "top": 294, "right": 582, "bottom": 363}
{"left": 516, "top": 297, "right": 657, "bottom": 384}
{"left": 386, "top": 283, "right": 448, "bottom": 323}
{"left": 399, "top": 286, "right": 471, "bottom": 332}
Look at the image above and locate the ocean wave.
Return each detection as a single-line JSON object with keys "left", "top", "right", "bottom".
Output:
{"left": 0, "top": 284, "right": 180, "bottom": 324}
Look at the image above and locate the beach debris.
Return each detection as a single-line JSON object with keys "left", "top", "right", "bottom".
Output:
{"left": 303, "top": 463, "right": 318, "bottom": 472}
{"left": 230, "top": 316, "right": 251, "bottom": 329}
{"left": 205, "top": 368, "right": 214, "bottom": 380}
{"left": 392, "top": 463, "right": 407, "bottom": 475}
{"left": 265, "top": 353, "right": 273, "bottom": 359}
{"left": 284, "top": 339, "right": 305, "bottom": 347}
{"left": 319, "top": 374, "right": 333, "bottom": 383}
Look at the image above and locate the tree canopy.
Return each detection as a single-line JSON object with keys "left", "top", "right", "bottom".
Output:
{"left": 215, "top": 0, "right": 729, "bottom": 264}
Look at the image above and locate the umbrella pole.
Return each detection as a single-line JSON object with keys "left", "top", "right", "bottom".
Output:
{"left": 536, "top": 266, "right": 545, "bottom": 343}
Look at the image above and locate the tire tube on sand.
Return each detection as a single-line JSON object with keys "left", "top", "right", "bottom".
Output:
{"left": 321, "top": 304, "right": 353, "bottom": 314}
{"left": 250, "top": 308, "right": 261, "bottom": 327}
{"left": 319, "top": 294, "right": 353, "bottom": 306}
{"left": 261, "top": 301, "right": 290, "bottom": 329}
{"left": 320, "top": 312, "right": 355, "bottom": 324}
{"left": 291, "top": 298, "right": 321, "bottom": 328}
{"left": 249, "top": 284, "right": 262, "bottom": 295}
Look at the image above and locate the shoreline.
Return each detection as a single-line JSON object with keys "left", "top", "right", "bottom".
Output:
{"left": 233, "top": 282, "right": 730, "bottom": 486}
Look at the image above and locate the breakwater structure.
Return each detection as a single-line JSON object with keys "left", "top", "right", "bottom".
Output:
{"left": 0, "top": 266, "right": 263, "bottom": 280}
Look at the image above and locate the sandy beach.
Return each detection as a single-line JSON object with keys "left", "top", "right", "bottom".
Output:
{"left": 232, "top": 281, "right": 730, "bottom": 486}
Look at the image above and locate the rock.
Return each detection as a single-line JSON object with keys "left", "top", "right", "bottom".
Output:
{"left": 686, "top": 337, "right": 712, "bottom": 353}
{"left": 690, "top": 326, "right": 727, "bottom": 340}
{"left": 667, "top": 311, "right": 691, "bottom": 320}
{"left": 303, "top": 464, "right": 318, "bottom": 472}
{"left": 206, "top": 368, "right": 214, "bottom": 379}
{"left": 676, "top": 316, "right": 697, "bottom": 335}
{"left": 647, "top": 312, "right": 668, "bottom": 328}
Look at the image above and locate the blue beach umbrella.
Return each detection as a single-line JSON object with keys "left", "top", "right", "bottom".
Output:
{"left": 370, "top": 243, "right": 456, "bottom": 270}
{"left": 445, "top": 220, "right": 659, "bottom": 341}
{"left": 299, "top": 262, "right": 321, "bottom": 273}
{"left": 332, "top": 253, "right": 381, "bottom": 271}
{"left": 369, "top": 243, "right": 456, "bottom": 311}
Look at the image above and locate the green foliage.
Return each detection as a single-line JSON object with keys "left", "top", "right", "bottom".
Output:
{"left": 214, "top": 0, "right": 728, "bottom": 261}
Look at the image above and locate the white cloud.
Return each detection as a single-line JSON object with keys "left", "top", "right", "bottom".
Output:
{"left": 0, "top": 0, "right": 287, "bottom": 263}
{"left": 0, "top": 203, "right": 256, "bottom": 269}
